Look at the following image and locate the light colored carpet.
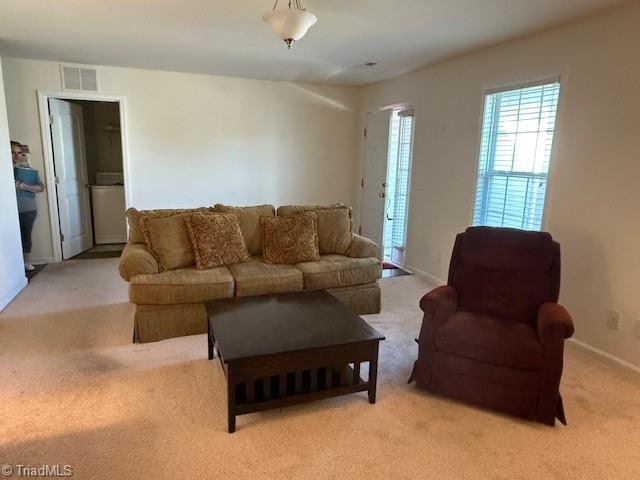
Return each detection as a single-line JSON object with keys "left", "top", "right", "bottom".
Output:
{"left": 1, "top": 258, "right": 639, "bottom": 479}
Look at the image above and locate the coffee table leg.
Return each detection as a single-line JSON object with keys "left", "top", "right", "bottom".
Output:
{"left": 368, "top": 344, "right": 379, "bottom": 404}
{"left": 208, "top": 327, "right": 215, "bottom": 360}
{"left": 227, "top": 366, "right": 236, "bottom": 433}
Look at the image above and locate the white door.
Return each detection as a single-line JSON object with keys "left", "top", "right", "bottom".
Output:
{"left": 49, "top": 99, "right": 93, "bottom": 259}
{"left": 360, "top": 110, "right": 391, "bottom": 259}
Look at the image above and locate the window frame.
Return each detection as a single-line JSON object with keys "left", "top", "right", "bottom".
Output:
{"left": 390, "top": 109, "right": 415, "bottom": 250}
{"left": 470, "top": 76, "right": 563, "bottom": 232}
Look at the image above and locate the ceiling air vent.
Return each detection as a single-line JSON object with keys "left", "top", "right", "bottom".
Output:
{"left": 60, "top": 64, "right": 100, "bottom": 92}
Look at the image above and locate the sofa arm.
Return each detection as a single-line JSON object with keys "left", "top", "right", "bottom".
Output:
{"left": 419, "top": 285, "right": 458, "bottom": 328}
{"left": 537, "top": 302, "right": 574, "bottom": 346}
{"left": 118, "top": 243, "right": 159, "bottom": 281}
{"left": 348, "top": 234, "right": 379, "bottom": 258}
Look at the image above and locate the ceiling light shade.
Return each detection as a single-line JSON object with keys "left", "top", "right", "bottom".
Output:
{"left": 263, "top": 1, "right": 317, "bottom": 50}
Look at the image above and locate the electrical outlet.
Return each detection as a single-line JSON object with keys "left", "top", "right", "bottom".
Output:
{"left": 634, "top": 320, "right": 640, "bottom": 340}
{"left": 606, "top": 309, "right": 622, "bottom": 331}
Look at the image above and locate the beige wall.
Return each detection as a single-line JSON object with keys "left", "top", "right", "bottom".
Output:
{"left": 2, "top": 59, "right": 361, "bottom": 263}
{"left": 360, "top": 2, "right": 640, "bottom": 367}
{"left": 0, "top": 55, "right": 27, "bottom": 310}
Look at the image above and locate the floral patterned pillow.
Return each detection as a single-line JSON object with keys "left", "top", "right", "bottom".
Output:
{"left": 261, "top": 212, "right": 320, "bottom": 265}
{"left": 184, "top": 213, "right": 250, "bottom": 269}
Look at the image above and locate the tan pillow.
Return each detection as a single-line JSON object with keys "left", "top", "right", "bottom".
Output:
{"left": 276, "top": 204, "right": 352, "bottom": 255}
{"left": 213, "top": 204, "right": 275, "bottom": 255}
{"left": 184, "top": 213, "right": 250, "bottom": 269}
{"left": 262, "top": 212, "right": 320, "bottom": 265}
{"left": 141, "top": 214, "right": 194, "bottom": 271}
{"left": 127, "top": 207, "right": 213, "bottom": 244}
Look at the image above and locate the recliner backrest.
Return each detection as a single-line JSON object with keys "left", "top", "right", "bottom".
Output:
{"left": 448, "top": 226, "right": 560, "bottom": 326}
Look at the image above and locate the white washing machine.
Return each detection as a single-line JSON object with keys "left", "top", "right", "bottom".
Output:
{"left": 91, "top": 172, "right": 127, "bottom": 244}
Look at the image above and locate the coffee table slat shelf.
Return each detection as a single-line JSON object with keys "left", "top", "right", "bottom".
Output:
{"left": 206, "top": 290, "right": 384, "bottom": 433}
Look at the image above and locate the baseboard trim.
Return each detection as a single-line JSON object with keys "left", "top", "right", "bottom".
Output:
{"left": 403, "top": 265, "right": 445, "bottom": 286}
{"left": 396, "top": 266, "right": 640, "bottom": 374}
{"left": 0, "top": 277, "right": 28, "bottom": 312}
{"left": 29, "top": 256, "right": 55, "bottom": 265}
{"left": 568, "top": 338, "right": 640, "bottom": 374}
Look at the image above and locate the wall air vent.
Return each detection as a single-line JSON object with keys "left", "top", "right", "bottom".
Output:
{"left": 60, "top": 64, "right": 100, "bottom": 92}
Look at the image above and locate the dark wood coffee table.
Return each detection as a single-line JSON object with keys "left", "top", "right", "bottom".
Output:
{"left": 206, "top": 290, "right": 385, "bottom": 433}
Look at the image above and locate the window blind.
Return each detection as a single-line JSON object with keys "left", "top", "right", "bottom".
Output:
{"left": 472, "top": 80, "right": 560, "bottom": 231}
{"left": 391, "top": 112, "right": 413, "bottom": 247}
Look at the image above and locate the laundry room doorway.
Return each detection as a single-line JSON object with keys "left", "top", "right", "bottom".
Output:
{"left": 38, "top": 92, "right": 129, "bottom": 261}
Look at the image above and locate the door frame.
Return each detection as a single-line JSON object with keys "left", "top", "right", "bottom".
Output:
{"left": 37, "top": 90, "right": 131, "bottom": 262}
{"left": 359, "top": 109, "right": 392, "bottom": 258}
{"left": 387, "top": 108, "right": 416, "bottom": 267}
{"left": 360, "top": 105, "right": 415, "bottom": 266}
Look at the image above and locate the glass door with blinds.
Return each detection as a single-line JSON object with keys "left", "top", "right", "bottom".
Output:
{"left": 472, "top": 79, "right": 561, "bottom": 230}
{"left": 382, "top": 109, "right": 414, "bottom": 264}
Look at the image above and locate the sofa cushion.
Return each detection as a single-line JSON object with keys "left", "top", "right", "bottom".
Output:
{"left": 129, "top": 267, "right": 234, "bottom": 305}
{"left": 185, "top": 213, "right": 250, "bottom": 269}
{"left": 296, "top": 255, "right": 382, "bottom": 290}
{"left": 277, "top": 204, "right": 352, "bottom": 255}
{"left": 126, "top": 207, "right": 212, "bottom": 244}
{"left": 141, "top": 214, "right": 194, "bottom": 271}
{"left": 435, "top": 311, "right": 544, "bottom": 370}
{"left": 213, "top": 204, "right": 275, "bottom": 255}
{"left": 229, "top": 258, "right": 303, "bottom": 297}
{"left": 261, "top": 212, "right": 320, "bottom": 265}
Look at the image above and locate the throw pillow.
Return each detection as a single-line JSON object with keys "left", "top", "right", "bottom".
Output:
{"left": 262, "top": 212, "right": 320, "bottom": 265}
{"left": 141, "top": 214, "right": 195, "bottom": 271}
{"left": 127, "top": 207, "right": 213, "bottom": 244}
{"left": 276, "top": 204, "right": 352, "bottom": 255}
{"left": 184, "top": 213, "right": 251, "bottom": 269}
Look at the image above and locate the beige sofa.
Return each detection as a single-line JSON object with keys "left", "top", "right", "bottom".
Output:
{"left": 118, "top": 204, "right": 382, "bottom": 343}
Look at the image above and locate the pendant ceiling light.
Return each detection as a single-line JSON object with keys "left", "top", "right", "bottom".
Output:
{"left": 263, "top": 0, "right": 317, "bottom": 50}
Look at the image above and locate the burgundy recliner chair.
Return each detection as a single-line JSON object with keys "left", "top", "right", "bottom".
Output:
{"left": 410, "top": 227, "right": 574, "bottom": 425}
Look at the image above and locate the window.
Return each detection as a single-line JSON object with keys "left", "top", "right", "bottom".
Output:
{"left": 472, "top": 80, "right": 561, "bottom": 231}
{"left": 383, "top": 109, "right": 414, "bottom": 260}
{"left": 392, "top": 111, "right": 413, "bottom": 247}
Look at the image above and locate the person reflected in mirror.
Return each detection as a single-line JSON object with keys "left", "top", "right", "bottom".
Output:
{"left": 11, "top": 141, "right": 44, "bottom": 272}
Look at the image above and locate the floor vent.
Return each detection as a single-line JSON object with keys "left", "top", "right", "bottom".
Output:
{"left": 60, "top": 64, "right": 100, "bottom": 92}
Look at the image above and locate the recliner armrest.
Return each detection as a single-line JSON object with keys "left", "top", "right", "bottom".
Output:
{"left": 537, "top": 302, "right": 574, "bottom": 346}
{"left": 348, "top": 234, "right": 379, "bottom": 258}
{"left": 118, "top": 243, "right": 160, "bottom": 281}
{"left": 419, "top": 285, "right": 458, "bottom": 328}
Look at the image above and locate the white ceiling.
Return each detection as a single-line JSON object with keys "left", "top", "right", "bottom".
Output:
{"left": 0, "top": 0, "right": 628, "bottom": 85}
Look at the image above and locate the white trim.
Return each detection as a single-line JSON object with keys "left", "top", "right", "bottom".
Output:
{"left": 568, "top": 338, "right": 640, "bottom": 374}
{"left": 398, "top": 266, "right": 640, "bottom": 375}
{"left": 29, "top": 256, "right": 55, "bottom": 265}
{"left": 403, "top": 264, "right": 445, "bottom": 286}
{"left": 542, "top": 67, "right": 571, "bottom": 231}
{"left": 36, "top": 90, "right": 132, "bottom": 263}
{"left": 485, "top": 76, "right": 561, "bottom": 95}
{"left": 0, "top": 277, "right": 28, "bottom": 312}
{"left": 468, "top": 71, "right": 568, "bottom": 231}
{"left": 392, "top": 108, "right": 416, "bottom": 264}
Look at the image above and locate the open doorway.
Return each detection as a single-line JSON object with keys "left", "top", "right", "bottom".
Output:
{"left": 39, "top": 94, "right": 128, "bottom": 261}
{"left": 381, "top": 109, "right": 414, "bottom": 265}
{"left": 360, "top": 108, "right": 415, "bottom": 269}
